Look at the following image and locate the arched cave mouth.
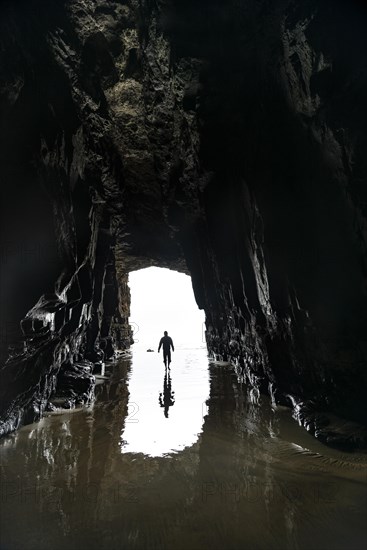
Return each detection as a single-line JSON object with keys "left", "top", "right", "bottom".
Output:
{"left": 119, "top": 267, "right": 208, "bottom": 457}
{"left": 128, "top": 267, "right": 206, "bottom": 351}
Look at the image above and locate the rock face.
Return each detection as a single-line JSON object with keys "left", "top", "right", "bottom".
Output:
{"left": 0, "top": 0, "right": 366, "bottom": 446}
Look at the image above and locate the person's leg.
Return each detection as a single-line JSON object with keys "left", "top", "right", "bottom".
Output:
{"left": 167, "top": 350, "right": 171, "bottom": 365}
{"left": 163, "top": 351, "right": 167, "bottom": 365}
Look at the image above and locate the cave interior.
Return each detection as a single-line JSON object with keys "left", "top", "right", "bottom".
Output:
{"left": 0, "top": 0, "right": 367, "bottom": 450}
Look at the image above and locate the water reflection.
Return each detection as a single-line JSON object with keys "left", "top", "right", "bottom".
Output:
{"left": 159, "top": 368, "right": 175, "bottom": 418}
{"left": 120, "top": 347, "right": 209, "bottom": 456}
{"left": 0, "top": 350, "right": 366, "bottom": 550}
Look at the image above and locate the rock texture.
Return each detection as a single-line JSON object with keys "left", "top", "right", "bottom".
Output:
{"left": 0, "top": 0, "right": 366, "bottom": 447}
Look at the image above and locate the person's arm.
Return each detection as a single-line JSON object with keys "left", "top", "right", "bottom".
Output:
{"left": 158, "top": 338, "right": 162, "bottom": 352}
{"left": 170, "top": 338, "right": 174, "bottom": 352}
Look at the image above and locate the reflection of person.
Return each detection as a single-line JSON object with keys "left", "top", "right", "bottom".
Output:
{"left": 158, "top": 331, "right": 174, "bottom": 367}
{"left": 159, "top": 369, "right": 175, "bottom": 418}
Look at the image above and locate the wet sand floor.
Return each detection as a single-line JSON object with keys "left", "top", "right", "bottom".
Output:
{"left": 0, "top": 346, "right": 366, "bottom": 550}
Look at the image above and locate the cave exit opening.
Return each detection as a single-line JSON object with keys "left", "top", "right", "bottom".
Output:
{"left": 122, "top": 266, "right": 209, "bottom": 456}
{"left": 128, "top": 266, "right": 206, "bottom": 352}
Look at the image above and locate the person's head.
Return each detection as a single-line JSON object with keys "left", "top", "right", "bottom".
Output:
{"left": 164, "top": 331, "right": 168, "bottom": 336}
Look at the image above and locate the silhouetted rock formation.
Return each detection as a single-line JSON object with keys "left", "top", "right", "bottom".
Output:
{"left": 1, "top": 0, "right": 366, "bottom": 447}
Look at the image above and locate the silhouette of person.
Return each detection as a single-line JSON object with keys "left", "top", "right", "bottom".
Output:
{"left": 159, "top": 368, "right": 175, "bottom": 418}
{"left": 158, "top": 331, "right": 174, "bottom": 367}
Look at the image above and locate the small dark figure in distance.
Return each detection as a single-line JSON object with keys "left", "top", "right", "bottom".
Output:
{"left": 158, "top": 331, "right": 174, "bottom": 367}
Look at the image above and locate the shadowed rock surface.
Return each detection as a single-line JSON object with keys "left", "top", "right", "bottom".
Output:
{"left": 0, "top": 0, "right": 366, "bottom": 448}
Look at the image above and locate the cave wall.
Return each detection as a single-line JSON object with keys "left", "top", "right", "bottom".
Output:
{"left": 0, "top": 0, "right": 366, "bottom": 445}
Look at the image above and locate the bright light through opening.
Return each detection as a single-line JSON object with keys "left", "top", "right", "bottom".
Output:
{"left": 128, "top": 266, "right": 206, "bottom": 350}
{"left": 120, "top": 267, "right": 209, "bottom": 457}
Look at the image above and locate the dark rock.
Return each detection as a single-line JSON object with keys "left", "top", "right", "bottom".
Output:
{"left": 92, "top": 361, "right": 105, "bottom": 375}
{"left": 272, "top": 390, "right": 293, "bottom": 409}
{"left": 45, "top": 402, "right": 57, "bottom": 412}
{"left": 100, "top": 337, "right": 115, "bottom": 360}
{"left": 292, "top": 399, "right": 367, "bottom": 451}
{"left": 51, "top": 361, "right": 95, "bottom": 407}
{"left": 85, "top": 349, "right": 105, "bottom": 364}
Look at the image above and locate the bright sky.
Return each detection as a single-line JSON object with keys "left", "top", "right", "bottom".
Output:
{"left": 128, "top": 266, "right": 206, "bottom": 350}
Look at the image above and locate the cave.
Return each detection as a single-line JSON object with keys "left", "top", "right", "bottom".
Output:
{"left": 0, "top": 0, "right": 366, "bottom": 548}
